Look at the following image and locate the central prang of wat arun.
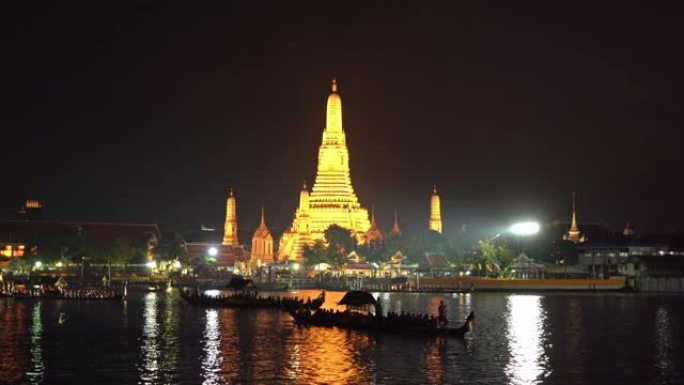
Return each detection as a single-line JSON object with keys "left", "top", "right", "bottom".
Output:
{"left": 277, "top": 79, "right": 373, "bottom": 261}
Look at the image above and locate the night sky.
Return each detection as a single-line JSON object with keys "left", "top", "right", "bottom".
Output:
{"left": 2, "top": 2, "right": 683, "bottom": 239}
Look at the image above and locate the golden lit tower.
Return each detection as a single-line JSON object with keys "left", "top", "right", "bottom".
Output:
{"left": 278, "top": 79, "right": 371, "bottom": 261}
{"left": 222, "top": 188, "right": 239, "bottom": 246}
{"left": 251, "top": 207, "right": 274, "bottom": 264}
{"left": 429, "top": 185, "right": 442, "bottom": 233}
{"left": 563, "top": 192, "right": 587, "bottom": 243}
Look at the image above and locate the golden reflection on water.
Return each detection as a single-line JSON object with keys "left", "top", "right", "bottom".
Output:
{"left": 505, "top": 295, "right": 549, "bottom": 385}
{"left": 289, "top": 326, "right": 374, "bottom": 385}
{"left": 0, "top": 300, "right": 29, "bottom": 385}
{"left": 422, "top": 338, "right": 448, "bottom": 385}
{"left": 0, "top": 300, "right": 44, "bottom": 385}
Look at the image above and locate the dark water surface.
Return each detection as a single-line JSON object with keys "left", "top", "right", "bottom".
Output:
{"left": 1, "top": 290, "right": 682, "bottom": 385}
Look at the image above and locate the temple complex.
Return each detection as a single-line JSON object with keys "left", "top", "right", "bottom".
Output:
{"left": 278, "top": 79, "right": 371, "bottom": 261}
{"left": 563, "top": 192, "right": 587, "bottom": 243}
{"left": 222, "top": 188, "right": 239, "bottom": 246}
{"left": 251, "top": 207, "right": 274, "bottom": 264}
{"left": 429, "top": 185, "right": 442, "bottom": 233}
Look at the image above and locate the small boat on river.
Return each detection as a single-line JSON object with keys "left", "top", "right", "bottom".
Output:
{"left": 287, "top": 290, "right": 474, "bottom": 338}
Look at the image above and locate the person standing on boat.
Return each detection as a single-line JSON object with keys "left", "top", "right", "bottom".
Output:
{"left": 438, "top": 300, "right": 448, "bottom": 328}
{"left": 374, "top": 301, "right": 383, "bottom": 318}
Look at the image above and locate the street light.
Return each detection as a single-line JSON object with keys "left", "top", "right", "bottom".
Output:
{"left": 34, "top": 261, "right": 43, "bottom": 269}
{"left": 509, "top": 221, "right": 540, "bottom": 236}
{"left": 208, "top": 247, "right": 218, "bottom": 257}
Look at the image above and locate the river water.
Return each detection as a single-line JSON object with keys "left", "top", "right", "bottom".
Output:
{"left": 0, "top": 290, "right": 682, "bottom": 385}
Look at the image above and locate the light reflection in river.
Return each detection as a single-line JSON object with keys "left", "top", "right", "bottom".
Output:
{"left": 139, "top": 292, "right": 159, "bottom": 384}
{"left": 201, "top": 308, "right": 222, "bottom": 385}
{"left": 655, "top": 307, "right": 673, "bottom": 383}
{"left": 27, "top": 302, "right": 44, "bottom": 385}
{"left": 505, "top": 294, "right": 549, "bottom": 385}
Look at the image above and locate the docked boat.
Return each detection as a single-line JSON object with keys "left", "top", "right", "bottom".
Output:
{"left": 287, "top": 290, "right": 474, "bottom": 338}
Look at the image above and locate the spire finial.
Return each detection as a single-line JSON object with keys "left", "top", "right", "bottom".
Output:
{"left": 260, "top": 205, "right": 265, "bottom": 224}
{"left": 570, "top": 192, "right": 579, "bottom": 232}
{"left": 371, "top": 205, "right": 376, "bottom": 225}
{"left": 229, "top": 187, "right": 234, "bottom": 197}
{"left": 302, "top": 180, "right": 307, "bottom": 190}
{"left": 391, "top": 209, "right": 402, "bottom": 236}
{"left": 572, "top": 191, "right": 576, "bottom": 213}
{"left": 433, "top": 184, "right": 437, "bottom": 194}
{"left": 331, "top": 78, "right": 338, "bottom": 93}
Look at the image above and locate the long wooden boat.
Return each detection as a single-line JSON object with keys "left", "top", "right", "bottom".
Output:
{"left": 180, "top": 288, "right": 325, "bottom": 311}
{"left": 287, "top": 308, "right": 475, "bottom": 339}
{"left": 1, "top": 291, "right": 123, "bottom": 301}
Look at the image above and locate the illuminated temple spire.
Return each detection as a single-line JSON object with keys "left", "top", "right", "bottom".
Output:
{"left": 251, "top": 206, "right": 274, "bottom": 264}
{"left": 570, "top": 192, "right": 579, "bottom": 233}
{"left": 365, "top": 206, "right": 384, "bottom": 243}
{"left": 222, "top": 188, "right": 239, "bottom": 246}
{"left": 389, "top": 210, "right": 403, "bottom": 237}
{"left": 278, "top": 79, "right": 371, "bottom": 261}
{"left": 563, "top": 192, "right": 587, "bottom": 243}
{"left": 429, "top": 185, "right": 442, "bottom": 233}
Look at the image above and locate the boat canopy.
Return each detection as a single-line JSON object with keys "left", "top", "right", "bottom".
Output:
{"left": 338, "top": 290, "right": 376, "bottom": 306}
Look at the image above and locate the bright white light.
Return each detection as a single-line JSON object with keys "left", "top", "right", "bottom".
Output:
{"left": 465, "top": 270, "right": 471, "bottom": 276}
{"left": 34, "top": 261, "right": 43, "bottom": 268}
{"left": 208, "top": 247, "right": 218, "bottom": 257}
{"left": 292, "top": 263, "right": 301, "bottom": 271}
{"left": 172, "top": 260, "right": 182, "bottom": 269}
{"left": 146, "top": 260, "right": 157, "bottom": 269}
{"left": 509, "top": 222, "right": 540, "bottom": 236}
{"left": 314, "top": 263, "right": 329, "bottom": 271}
{"left": 55, "top": 261, "right": 64, "bottom": 268}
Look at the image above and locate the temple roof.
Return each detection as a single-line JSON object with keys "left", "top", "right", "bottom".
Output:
{"left": 253, "top": 207, "right": 272, "bottom": 239}
{"left": 365, "top": 206, "right": 384, "bottom": 242}
{"left": 419, "top": 253, "right": 450, "bottom": 270}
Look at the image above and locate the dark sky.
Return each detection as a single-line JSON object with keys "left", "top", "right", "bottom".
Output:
{"left": 2, "top": 1, "right": 683, "bottom": 239}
